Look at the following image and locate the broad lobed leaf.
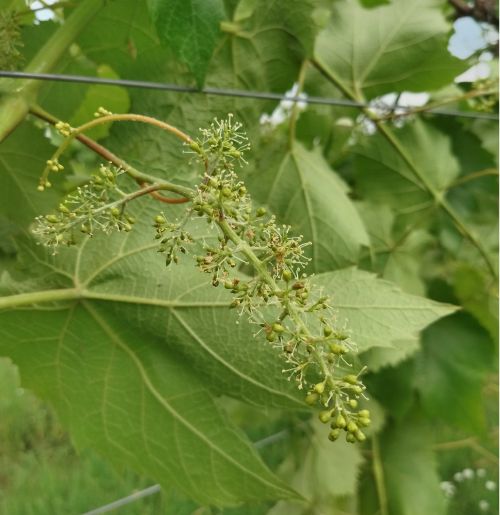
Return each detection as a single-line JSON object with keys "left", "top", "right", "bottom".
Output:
{"left": 314, "top": 0, "right": 466, "bottom": 98}
{"left": 247, "top": 141, "right": 369, "bottom": 271}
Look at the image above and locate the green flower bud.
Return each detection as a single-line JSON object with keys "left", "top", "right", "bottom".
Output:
{"left": 358, "top": 409, "right": 370, "bottom": 418}
{"left": 282, "top": 270, "right": 292, "bottom": 282}
{"left": 328, "top": 429, "right": 341, "bottom": 442}
{"left": 111, "top": 207, "right": 120, "bottom": 217}
{"left": 343, "top": 374, "right": 358, "bottom": 385}
{"left": 335, "top": 414, "right": 347, "bottom": 429}
{"left": 45, "top": 214, "right": 59, "bottom": 224}
{"left": 256, "top": 207, "right": 267, "bottom": 217}
{"left": 221, "top": 187, "right": 232, "bottom": 197}
{"left": 266, "top": 331, "right": 277, "bottom": 342}
{"left": 347, "top": 421, "right": 358, "bottom": 433}
{"left": 323, "top": 325, "right": 333, "bottom": 337}
{"left": 314, "top": 382, "right": 325, "bottom": 394}
{"left": 351, "top": 385, "right": 363, "bottom": 394}
{"left": 355, "top": 430, "right": 366, "bottom": 442}
{"left": 58, "top": 204, "right": 70, "bottom": 214}
{"left": 346, "top": 433, "right": 356, "bottom": 443}
{"left": 189, "top": 141, "right": 202, "bottom": 153}
{"left": 305, "top": 392, "right": 319, "bottom": 405}
{"left": 319, "top": 410, "right": 332, "bottom": 424}
{"left": 155, "top": 215, "right": 166, "bottom": 225}
{"left": 349, "top": 399, "right": 358, "bottom": 408}
{"left": 272, "top": 323, "right": 285, "bottom": 333}
{"left": 329, "top": 343, "right": 347, "bottom": 355}
{"left": 358, "top": 417, "right": 371, "bottom": 427}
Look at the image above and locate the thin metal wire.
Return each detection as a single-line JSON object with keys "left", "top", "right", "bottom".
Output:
{"left": 0, "top": 70, "right": 498, "bottom": 120}
{"left": 80, "top": 430, "right": 289, "bottom": 515}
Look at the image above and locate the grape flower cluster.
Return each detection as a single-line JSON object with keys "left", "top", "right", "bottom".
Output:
{"left": 154, "top": 115, "right": 370, "bottom": 443}
{"left": 32, "top": 113, "right": 370, "bottom": 443}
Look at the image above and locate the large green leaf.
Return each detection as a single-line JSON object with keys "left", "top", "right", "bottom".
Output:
{"left": 248, "top": 141, "right": 369, "bottom": 271}
{"left": 316, "top": 268, "right": 457, "bottom": 352}
{"left": 0, "top": 304, "right": 297, "bottom": 506}
{"left": 358, "top": 202, "right": 431, "bottom": 295}
{"left": 223, "top": 0, "right": 319, "bottom": 91}
{"left": 353, "top": 120, "right": 460, "bottom": 220}
{"left": 314, "top": 0, "right": 466, "bottom": 99}
{"left": 415, "top": 312, "right": 495, "bottom": 433}
{"left": 147, "top": 0, "right": 226, "bottom": 87}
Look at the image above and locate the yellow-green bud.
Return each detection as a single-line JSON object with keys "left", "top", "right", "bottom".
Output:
{"left": 266, "top": 331, "right": 277, "bottom": 342}
{"left": 329, "top": 343, "right": 347, "bottom": 355}
{"left": 358, "top": 417, "right": 371, "bottom": 427}
{"left": 346, "top": 433, "right": 356, "bottom": 443}
{"left": 319, "top": 410, "right": 332, "bottom": 424}
{"left": 314, "top": 382, "right": 325, "bottom": 394}
{"left": 343, "top": 374, "right": 358, "bottom": 385}
{"left": 355, "top": 430, "right": 366, "bottom": 442}
{"left": 305, "top": 392, "right": 319, "bottom": 405}
{"left": 282, "top": 269, "right": 292, "bottom": 282}
{"left": 347, "top": 421, "right": 358, "bottom": 433}
{"left": 45, "top": 214, "right": 59, "bottom": 224}
{"left": 189, "top": 141, "right": 202, "bottom": 153}
{"left": 272, "top": 323, "right": 285, "bottom": 333}
{"left": 328, "top": 429, "right": 341, "bottom": 441}
{"left": 335, "top": 414, "right": 347, "bottom": 429}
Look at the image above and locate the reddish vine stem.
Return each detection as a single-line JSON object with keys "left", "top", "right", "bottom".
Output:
{"left": 29, "top": 105, "right": 190, "bottom": 204}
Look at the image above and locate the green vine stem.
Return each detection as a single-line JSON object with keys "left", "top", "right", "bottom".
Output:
{"left": 0, "top": 0, "right": 103, "bottom": 142}
{"left": 372, "top": 436, "right": 389, "bottom": 515}
{"left": 30, "top": 106, "right": 190, "bottom": 204}
{"left": 39, "top": 111, "right": 194, "bottom": 201}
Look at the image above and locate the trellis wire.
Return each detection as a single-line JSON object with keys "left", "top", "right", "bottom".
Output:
{"left": 0, "top": 70, "right": 498, "bottom": 120}
{"left": 81, "top": 430, "right": 289, "bottom": 515}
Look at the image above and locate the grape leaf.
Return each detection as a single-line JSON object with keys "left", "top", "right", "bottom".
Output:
{"left": 314, "top": 0, "right": 466, "bottom": 99}
{"left": 315, "top": 268, "right": 457, "bottom": 352}
{"left": 453, "top": 263, "right": 499, "bottom": 343}
{"left": 415, "top": 312, "right": 495, "bottom": 433}
{"left": 147, "top": 0, "right": 226, "bottom": 87}
{"left": 0, "top": 304, "right": 297, "bottom": 506}
{"left": 247, "top": 141, "right": 369, "bottom": 271}
{"left": 358, "top": 202, "right": 431, "bottom": 295}
{"left": 353, "top": 120, "right": 460, "bottom": 221}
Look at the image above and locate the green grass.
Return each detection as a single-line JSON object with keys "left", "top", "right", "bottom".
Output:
{"left": 0, "top": 358, "right": 174, "bottom": 515}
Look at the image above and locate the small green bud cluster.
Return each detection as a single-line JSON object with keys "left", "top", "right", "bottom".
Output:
{"left": 312, "top": 377, "right": 371, "bottom": 444}
{"left": 0, "top": 10, "right": 24, "bottom": 71}
{"left": 55, "top": 121, "right": 74, "bottom": 137}
{"left": 94, "top": 106, "right": 113, "bottom": 117}
{"left": 33, "top": 164, "right": 133, "bottom": 252}
{"left": 153, "top": 214, "right": 192, "bottom": 266}
{"left": 186, "top": 113, "right": 251, "bottom": 169}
